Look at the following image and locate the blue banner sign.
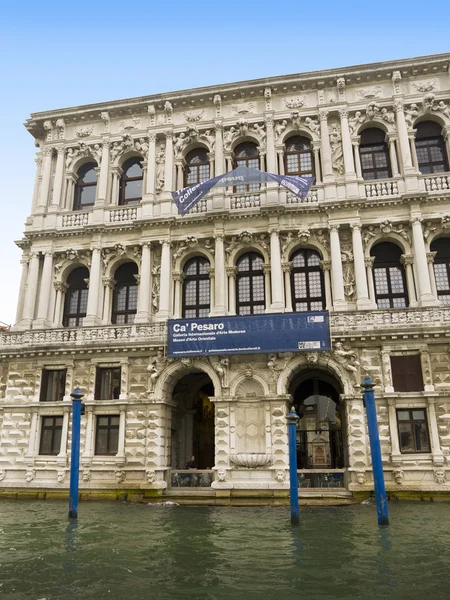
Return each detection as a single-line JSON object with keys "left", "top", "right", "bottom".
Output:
{"left": 171, "top": 165, "right": 314, "bottom": 216}
{"left": 167, "top": 312, "right": 330, "bottom": 357}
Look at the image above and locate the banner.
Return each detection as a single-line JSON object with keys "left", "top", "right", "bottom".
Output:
{"left": 167, "top": 312, "right": 330, "bottom": 357}
{"left": 171, "top": 166, "right": 314, "bottom": 216}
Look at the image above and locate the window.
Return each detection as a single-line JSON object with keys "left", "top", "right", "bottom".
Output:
{"left": 359, "top": 128, "right": 391, "bottom": 180}
{"left": 39, "top": 416, "right": 63, "bottom": 455}
{"left": 391, "top": 355, "right": 424, "bottom": 392}
{"left": 95, "top": 415, "right": 120, "bottom": 455}
{"left": 291, "top": 249, "right": 325, "bottom": 311}
{"left": 414, "top": 121, "right": 448, "bottom": 174}
{"left": 397, "top": 409, "right": 430, "bottom": 453}
{"left": 119, "top": 158, "right": 143, "bottom": 205}
{"left": 371, "top": 243, "right": 408, "bottom": 309}
{"left": 112, "top": 263, "right": 138, "bottom": 324}
{"left": 63, "top": 267, "right": 89, "bottom": 327}
{"left": 95, "top": 367, "right": 121, "bottom": 400}
{"left": 182, "top": 257, "right": 210, "bottom": 318}
{"left": 284, "top": 136, "right": 314, "bottom": 177}
{"left": 40, "top": 369, "right": 66, "bottom": 402}
{"left": 184, "top": 149, "right": 210, "bottom": 186}
{"left": 233, "top": 142, "right": 260, "bottom": 193}
{"left": 236, "top": 252, "right": 265, "bottom": 315}
{"left": 73, "top": 162, "right": 97, "bottom": 210}
{"left": 431, "top": 237, "right": 450, "bottom": 304}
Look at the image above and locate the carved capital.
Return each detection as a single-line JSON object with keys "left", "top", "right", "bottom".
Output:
{"left": 320, "top": 260, "right": 331, "bottom": 271}
{"left": 281, "top": 261, "right": 293, "bottom": 273}
{"left": 339, "top": 107, "right": 348, "bottom": 119}
{"left": 364, "top": 257, "right": 375, "bottom": 268}
{"left": 394, "top": 99, "right": 404, "bottom": 112}
{"left": 319, "top": 110, "right": 329, "bottom": 122}
{"left": 350, "top": 223, "right": 361, "bottom": 232}
{"left": 226, "top": 266, "right": 237, "bottom": 278}
{"left": 164, "top": 130, "right": 173, "bottom": 140}
{"left": 102, "top": 276, "right": 116, "bottom": 289}
{"left": 54, "top": 281, "right": 68, "bottom": 292}
{"left": 400, "top": 254, "right": 414, "bottom": 266}
{"left": 214, "top": 231, "right": 225, "bottom": 242}
{"left": 328, "top": 223, "right": 340, "bottom": 232}
{"left": 410, "top": 216, "right": 422, "bottom": 226}
{"left": 172, "top": 271, "right": 185, "bottom": 283}
{"left": 426, "top": 251, "right": 437, "bottom": 263}
{"left": 261, "top": 263, "right": 271, "bottom": 274}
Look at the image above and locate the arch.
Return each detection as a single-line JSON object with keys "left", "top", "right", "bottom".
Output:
{"left": 118, "top": 156, "right": 143, "bottom": 205}
{"left": 414, "top": 120, "right": 449, "bottom": 174}
{"left": 413, "top": 113, "right": 448, "bottom": 129}
{"left": 154, "top": 359, "right": 222, "bottom": 400}
{"left": 283, "top": 135, "right": 314, "bottom": 178}
{"left": 117, "top": 150, "right": 144, "bottom": 170}
{"left": 182, "top": 141, "right": 210, "bottom": 158}
{"left": 58, "top": 259, "right": 90, "bottom": 284}
{"left": 281, "top": 127, "right": 317, "bottom": 144}
{"left": 111, "top": 262, "right": 139, "bottom": 324}
{"left": 357, "top": 121, "right": 389, "bottom": 136}
{"left": 283, "top": 239, "right": 330, "bottom": 263}
{"left": 230, "top": 136, "right": 260, "bottom": 153}
{"left": 62, "top": 266, "right": 89, "bottom": 327}
{"left": 230, "top": 372, "right": 269, "bottom": 397}
{"left": 105, "top": 255, "right": 140, "bottom": 279}
{"left": 277, "top": 354, "right": 354, "bottom": 397}
{"left": 430, "top": 236, "right": 450, "bottom": 305}
{"left": 290, "top": 247, "right": 325, "bottom": 312}
{"left": 73, "top": 162, "right": 98, "bottom": 211}
{"left": 184, "top": 147, "right": 211, "bottom": 187}
{"left": 182, "top": 255, "right": 211, "bottom": 318}
{"left": 69, "top": 155, "right": 98, "bottom": 176}
{"left": 359, "top": 127, "right": 391, "bottom": 180}
{"left": 227, "top": 243, "right": 269, "bottom": 267}
{"left": 174, "top": 248, "right": 215, "bottom": 273}
{"left": 370, "top": 241, "right": 408, "bottom": 309}
{"left": 236, "top": 251, "right": 265, "bottom": 315}
{"left": 364, "top": 233, "right": 410, "bottom": 258}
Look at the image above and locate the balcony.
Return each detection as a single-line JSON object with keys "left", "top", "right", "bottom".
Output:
{"left": 364, "top": 179, "right": 399, "bottom": 198}
{"left": 423, "top": 173, "right": 450, "bottom": 192}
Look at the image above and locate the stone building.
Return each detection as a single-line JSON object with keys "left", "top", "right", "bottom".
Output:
{"left": 1, "top": 53, "right": 450, "bottom": 500}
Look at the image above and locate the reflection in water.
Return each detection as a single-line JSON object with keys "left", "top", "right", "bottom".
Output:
{"left": 0, "top": 501, "right": 449, "bottom": 599}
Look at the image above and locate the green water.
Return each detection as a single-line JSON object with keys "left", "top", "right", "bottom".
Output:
{"left": 0, "top": 500, "right": 449, "bottom": 600}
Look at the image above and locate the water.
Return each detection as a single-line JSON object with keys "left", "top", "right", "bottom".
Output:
{"left": 0, "top": 500, "right": 449, "bottom": 600}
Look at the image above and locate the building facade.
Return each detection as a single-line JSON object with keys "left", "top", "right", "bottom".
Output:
{"left": 1, "top": 53, "right": 450, "bottom": 498}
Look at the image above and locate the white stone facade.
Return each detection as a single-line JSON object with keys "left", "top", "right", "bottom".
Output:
{"left": 2, "top": 54, "right": 450, "bottom": 496}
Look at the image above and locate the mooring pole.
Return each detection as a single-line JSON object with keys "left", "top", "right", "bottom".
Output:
{"left": 286, "top": 406, "right": 300, "bottom": 525}
{"left": 362, "top": 377, "right": 389, "bottom": 526}
{"left": 68, "top": 387, "right": 84, "bottom": 519}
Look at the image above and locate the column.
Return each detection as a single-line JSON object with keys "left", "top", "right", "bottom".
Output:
{"left": 212, "top": 232, "right": 226, "bottom": 314}
{"left": 64, "top": 173, "right": 76, "bottom": 210}
{"left": 96, "top": 139, "right": 110, "bottom": 205}
{"left": 262, "top": 264, "right": 272, "bottom": 311}
{"left": 25, "top": 409, "right": 39, "bottom": 459}
{"left": 365, "top": 257, "right": 377, "bottom": 306}
{"left": 145, "top": 132, "right": 157, "bottom": 197}
{"left": 387, "top": 399, "right": 402, "bottom": 466}
{"left": 427, "top": 398, "right": 445, "bottom": 466}
{"left": 226, "top": 267, "right": 237, "bottom": 315}
{"left": 387, "top": 136, "right": 400, "bottom": 177}
{"left": 214, "top": 121, "right": 225, "bottom": 176}
{"left": 117, "top": 405, "right": 127, "bottom": 459}
{"left": 427, "top": 252, "right": 438, "bottom": 300}
{"left": 15, "top": 257, "right": 29, "bottom": 324}
{"left": 411, "top": 217, "right": 438, "bottom": 306}
{"left": 282, "top": 262, "right": 293, "bottom": 312}
{"left": 50, "top": 146, "right": 65, "bottom": 209}
{"left": 444, "top": 127, "right": 450, "bottom": 164}
{"left": 409, "top": 134, "right": 419, "bottom": 171}
{"left": 110, "top": 167, "right": 121, "bottom": 205}
{"left": 34, "top": 251, "right": 53, "bottom": 329}
{"left": 264, "top": 114, "right": 276, "bottom": 173}
{"left": 21, "top": 252, "right": 40, "bottom": 328}
{"left": 53, "top": 281, "right": 67, "bottom": 327}
{"left": 320, "top": 260, "right": 333, "bottom": 310}
{"left": 319, "top": 110, "right": 333, "bottom": 180}
{"left": 312, "top": 143, "right": 322, "bottom": 183}
{"left": 329, "top": 225, "right": 347, "bottom": 310}
{"left": 135, "top": 242, "right": 151, "bottom": 323}
{"left": 351, "top": 224, "right": 373, "bottom": 309}
{"left": 269, "top": 228, "right": 284, "bottom": 312}
{"left": 57, "top": 407, "right": 70, "bottom": 459}
{"left": 400, "top": 255, "right": 418, "bottom": 307}
{"left": 101, "top": 277, "right": 115, "bottom": 324}
{"left": 173, "top": 271, "right": 183, "bottom": 319}
{"left": 394, "top": 99, "right": 414, "bottom": 174}
{"left": 208, "top": 268, "right": 215, "bottom": 310}
{"left": 156, "top": 240, "right": 171, "bottom": 320}
{"left": 31, "top": 155, "right": 42, "bottom": 213}
{"left": 352, "top": 139, "right": 362, "bottom": 179}
{"left": 163, "top": 130, "right": 174, "bottom": 193}
{"left": 277, "top": 149, "right": 285, "bottom": 175}
{"left": 225, "top": 154, "right": 233, "bottom": 173}
{"left": 175, "top": 161, "right": 184, "bottom": 190}
{"left": 82, "top": 407, "right": 94, "bottom": 460}
{"left": 339, "top": 108, "right": 356, "bottom": 176}
{"left": 84, "top": 245, "right": 102, "bottom": 326}
{"left": 36, "top": 147, "right": 53, "bottom": 211}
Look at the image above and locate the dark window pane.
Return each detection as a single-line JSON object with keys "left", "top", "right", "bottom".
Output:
{"left": 40, "top": 369, "right": 66, "bottom": 402}
{"left": 124, "top": 179, "right": 142, "bottom": 200}
{"left": 391, "top": 355, "right": 423, "bottom": 392}
{"left": 290, "top": 249, "right": 325, "bottom": 312}
{"left": 95, "top": 368, "right": 121, "bottom": 400}
{"left": 39, "top": 416, "right": 63, "bottom": 455}
{"left": 397, "top": 408, "right": 431, "bottom": 453}
{"left": 95, "top": 415, "right": 120, "bottom": 455}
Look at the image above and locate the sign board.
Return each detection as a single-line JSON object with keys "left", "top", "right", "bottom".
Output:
{"left": 167, "top": 312, "right": 331, "bottom": 357}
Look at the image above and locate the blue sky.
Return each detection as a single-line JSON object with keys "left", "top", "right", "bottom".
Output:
{"left": 0, "top": 0, "right": 449, "bottom": 324}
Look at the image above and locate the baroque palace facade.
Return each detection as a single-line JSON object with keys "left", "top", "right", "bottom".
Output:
{"left": 1, "top": 53, "right": 450, "bottom": 499}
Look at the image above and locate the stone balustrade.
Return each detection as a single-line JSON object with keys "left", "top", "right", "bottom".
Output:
{"left": 108, "top": 206, "right": 138, "bottom": 222}
{"left": 61, "top": 211, "right": 89, "bottom": 228}
{"left": 286, "top": 188, "right": 319, "bottom": 204}
{"left": 364, "top": 179, "right": 399, "bottom": 198}
{"left": 424, "top": 174, "right": 450, "bottom": 192}
{"left": 230, "top": 193, "right": 261, "bottom": 210}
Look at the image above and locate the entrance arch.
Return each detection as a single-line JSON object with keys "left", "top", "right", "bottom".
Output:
{"left": 289, "top": 368, "right": 346, "bottom": 470}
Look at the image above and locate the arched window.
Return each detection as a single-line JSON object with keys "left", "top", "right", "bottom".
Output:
{"left": 359, "top": 128, "right": 391, "bottom": 180}
{"left": 63, "top": 267, "right": 89, "bottom": 327}
{"left": 370, "top": 242, "right": 408, "bottom": 308}
{"left": 119, "top": 158, "right": 143, "bottom": 205}
{"left": 236, "top": 252, "right": 265, "bottom": 315}
{"left": 112, "top": 263, "right": 138, "bottom": 324}
{"left": 291, "top": 249, "right": 325, "bottom": 311}
{"left": 285, "top": 136, "right": 314, "bottom": 177}
{"left": 414, "top": 121, "right": 448, "bottom": 174}
{"left": 430, "top": 237, "right": 450, "bottom": 304}
{"left": 233, "top": 142, "right": 260, "bottom": 193}
{"left": 182, "top": 257, "right": 210, "bottom": 318}
{"left": 73, "top": 162, "right": 97, "bottom": 211}
{"left": 184, "top": 149, "right": 210, "bottom": 186}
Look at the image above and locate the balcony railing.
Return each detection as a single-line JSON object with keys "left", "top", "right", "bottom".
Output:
{"left": 286, "top": 188, "right": 318, "bottom": 204}
{"left": 230, "top": 193, "right": 261, "bottom": 209}
{"left": 61, "top": 211, "right": 89, "bottom": 228}
{"left": 423, "top": 173, "right": 450, "bottom": 192}
{"left": 109, "top": 206, "right": 138, "bottom": 222}
{"left": 364, "top": 179, "right": 399, "bottom": 198}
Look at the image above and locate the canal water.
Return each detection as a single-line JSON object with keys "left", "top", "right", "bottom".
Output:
{"left": 0, "top": 500, "right": 449, "bottom": 599}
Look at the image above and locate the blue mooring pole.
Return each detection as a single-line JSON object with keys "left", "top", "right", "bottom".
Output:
{"left": 287, "top": 406, "right": 300, "bottom": 525}
{"left": 362, "top": 377, "right": 389, "bottom": 526}
{"left": 68, "top": 387, "right": 84, "bottom": 519}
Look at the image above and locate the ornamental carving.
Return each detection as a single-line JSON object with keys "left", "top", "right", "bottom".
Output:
{"left": 155, "top": 145, "right": 165, "bottom": 192}
{"left": 101, "top": 244, "right": 126, "bottom": 269}
{"left": 329, "top": 124, "right": 344, "bottom": 176}
{"left": 147, "top": 348, "right": 171, "bottom": 393}
{"left": 304, "top": 116, "right": 320, "bottom": 134}
{"left": 172, "top": 236, "right": 199, "bottom": 264}
{"left": 333, "top": 342, "right": 360, "bottom": 384}
{"left": 25, "top": 469, "right": 35, "bottom": 483}
{"left": 164, "top": 101, "right": 173, "bottom": 123}
{"left": 274, "top": 120, "right": 287, "bottom": 141}
{"left": 343, "top": 264, "right": 356, "bottom": 302}
{"left": 405, "top": 104, "right": 419, "bottom": 129}
{"left": 56, "top": 470, "right": 66, "bottom": 483}
{"left": 252, "top": 123, "right": 266, "bottom": 146}
{"left": 348, "top": 111, "right": 365, "bottom": 134}
{"left": 75, "top": 125, "right": 94, "bottom": 138}
{"left": 206, "top": 356, "right": 229, "bottom": 389}
{"left": 213, "top": 94, "right": 221, "bottom": 117}
{"left": 413, "top": 79, "right": 438, "bottom": 93}
{"left": 231, "top": 101, "right": 255, "bottom": 115}
{"left": 422, "top": 93, "right": 450, "bottom": 119}
{"left": 183, "top": 109, "right": 204, "bottom": 122}
{"left": 434, "top": 468, "right": 446, "bottom": 484}
{"left": 356, "top": 85, "right": 382, "bottom": 99}
{"left": 119, "top": 117, "right": 140, "bottom": 131}
{"left": 284, "top": 95, "right": 307, "bottom": 109}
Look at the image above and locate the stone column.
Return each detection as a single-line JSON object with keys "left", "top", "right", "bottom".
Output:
{"left": 427, "top": 398, "right": 445, "bottom": 466}
{"left": 226, "top": 267, "right": 237, "bottom": 315}
{"left": 352, "top": 139, "right": 362, "bottom": 179}
{"left": 394, "top": 99, "right": 414, "bottom": 174}
{"left": 329, "top": 225, "right": 347, "bottom": 310}
{"left": 277, "top": 149, "right": 285, "bottom": 176}
{"left": 409, "top": 133, "right": 419, "bottom": 171}
{"left": 25, "top": 409, "right": 39, "bottom": 459}
{"left": 400, "top": 254, "right": 418, "bottom": 307}
{"left": 411, "top": 217, "right": 438, "bottom": 306}
{"left": 365, "top": 257, "right": 377, "bottom": 306}
{"left": 208, "top": 268, "right": 215, "bottom": 310}
{"left": 15, "top": 257, "right": 29, "bottom": 324}
{"left": 265, "top": 114, "right": 276, "bottom": 173}
{"left": 212, "top": 231, "right": 226, "bottom": 314}
{"left": 444, "top": 126, "right": 450, "bottom": 164}
{"left": 282, "top": 262, "right": 293, "bottom": 312}
{"left": 156, "top": 240, "right": 171, "bottom": 320}
{"left": 117, "top": 405, "right": 127, "bottom": 460}
{"left": 135, "top": 242, "right": 151, "bottom": 323}
{"left": 21, "top": 252, "right": 41, "bottom": 328}
{"left": 163, "top": 130, "right": 174, "bottom": 193}
{"left": 387, "top": 398, "right": 402, "bottom": 466}
{"left": 387, "top": 136, "right": 400, "bottom": 177}
{"left": 96, "top": 139, "right": 110, "bottom": 205}
{"left": 145, "top": 132, "right": 157, "bottom": 196}
{"left": 64, "top": 173, "right": 77, "bottom": 211}
{"left": 427, "top": 251, "right": 438, "bottom": 300}
{"left": 34, "top": 251, "right": 53, "bottom": 329}
{"left": 339, "top": 108, "right": 356, "bottom": 177}
{"left": 101, "top": 276, "right": 115, "bottom": 325}
{"left": 173, "top": 271, "right": 183, "bottom": 319}
{"left": 82, "top": 407, "right": 94, "bottom": 460}
{"left": 110, "top": 167, "right": 121, "bottom": 206}
{"left": 31, "top": 154, "right": 42, "bottom": 213}
{"left": 58, "top": 406, "right": 71, "bottom": 459}
{"left": 37, "top": 147, "right": 53, "bottom": 211}
{"left": 319, "top": 110, "right": 333, "bottom": 181}
{"left": 269, "top": 228, "right": 284, "bottom": 312}
{"left": 312, "top": 142, "right": 322, "bottom": 183}
{"left": 50, "top": 146, "right": 66, "bottom": 209}
{"left": 214, "top": 121, "right": 225, "bottom": 176}
{"left": 53, "top": 281, "right": 67, "bottom": 327}
{"left": 175, "top": 161, "right": 184, "bottom": 190}
{"left": 351, "top": 224, "right": 372, "bottom": 309}
{"left": 84, "top": 245, "right": 102, "bottom": 326}
{"left": 320, "top": 260, "right": 333, "bottom": 310}
{"left": 262, "top": 264, "right": 272, "bottom": 311}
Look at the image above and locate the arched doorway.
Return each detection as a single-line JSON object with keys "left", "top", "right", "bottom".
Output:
{"left": 289, "top": 369, "right": 345, "bottom": 471}
{"left": 170, "top": 371, "right": 215, "bottom": 470}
